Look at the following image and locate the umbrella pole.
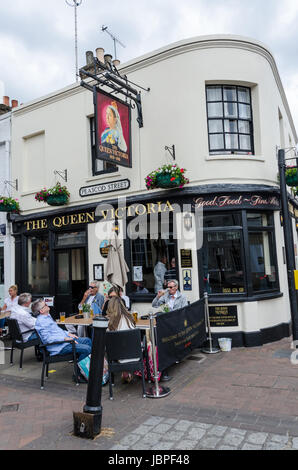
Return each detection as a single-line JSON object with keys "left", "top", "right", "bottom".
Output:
{"left": 145, "top": 311, "right": 171, "bottom": 398}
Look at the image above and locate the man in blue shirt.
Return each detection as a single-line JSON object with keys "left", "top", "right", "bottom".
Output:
{"left": 32, "top": 299, "right": 92, "bottom": 381}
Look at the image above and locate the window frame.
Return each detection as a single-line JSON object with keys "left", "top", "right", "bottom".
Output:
{"left": 200, "top": 210, "right": 280, "bottom": 300}
{"left": 90, "top": 117, "right": 118, "bottom": 176}
{"left": 125, "top": 212, "right": 180, "bottom": 302}
{"left": 206, "top": 85, "right": 254, "bottom": 155}
{"left": 26, "top": 233, "right": 50, "bottom": 296}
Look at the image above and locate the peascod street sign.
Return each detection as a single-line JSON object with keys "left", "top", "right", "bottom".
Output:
{"left": 79, "top": 179, "right": 130, "bottom": 197}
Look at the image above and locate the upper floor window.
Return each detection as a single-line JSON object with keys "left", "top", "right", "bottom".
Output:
{"left": 90, "top": 117, "right": 117, "bottom": 176}
{"left": 206, "top": 85, "right": 254, "bottom": 155}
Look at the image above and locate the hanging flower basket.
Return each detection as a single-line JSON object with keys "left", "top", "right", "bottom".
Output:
{"left": 46, "top": 194, "right": 69, "bottom": 206}
{"left": 145, "top": 164, "right": 189, "bottom": 190}
{"left": 0, "top": 196, "right": 20, "bottom": 213}
{"left": 156, "top": 173, "right": 182, "bottom": 188}
{"left": 35, "top": 182, "right": 70, "bottom": 206}
{"left": 285, "top": 167, "right": 298, "bottom": 187}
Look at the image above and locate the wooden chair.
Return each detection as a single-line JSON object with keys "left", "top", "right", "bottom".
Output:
{"left": 105, "top": 328, "right": 146, "bottom": 400}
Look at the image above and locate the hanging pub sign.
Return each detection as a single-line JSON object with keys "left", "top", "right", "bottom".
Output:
{"left": 95, "top": 89, "right": 131, "bottom": 168}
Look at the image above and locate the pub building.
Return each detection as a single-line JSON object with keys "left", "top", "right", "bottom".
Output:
{"left": 9, "top": 35, "right": 298, "bottom": 347}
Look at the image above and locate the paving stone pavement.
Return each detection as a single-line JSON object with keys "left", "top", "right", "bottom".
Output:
{"left": 109, "top": 416, "right": 295, "bottom": 450}
{"left": 2, "top": 336, "right": 298, "bottom": 450}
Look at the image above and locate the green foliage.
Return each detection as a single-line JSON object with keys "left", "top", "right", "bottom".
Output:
{"left": 35, "top": 182, "right": 70, "bottom": 203}
{"left": 145, "top": 163, "right": 189, "bottom": 190}
{"left": 0, "top": 196, "right": 20, "bottom": 212}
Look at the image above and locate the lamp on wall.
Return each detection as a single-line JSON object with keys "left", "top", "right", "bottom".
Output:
{"left": 184, "top": 213, "right": 192, "bottom": 231}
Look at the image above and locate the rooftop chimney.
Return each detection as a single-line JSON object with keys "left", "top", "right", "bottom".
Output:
{"left": 104, "top": 54, "right": 113, "bottom": 66}
{"left": 0, "top": 96, "right": 11, "bottom": 115}
{"left": 86, "top": 51, "right": 94, "bottom": 66}
{"left": 96, "top": 47, "right": 105, "bottom": 63}
{"left": 112, "top": 59, "right": 120, "bottom": 67}
{"left": 11, "top": 99, "right": 18, "bottom": 108}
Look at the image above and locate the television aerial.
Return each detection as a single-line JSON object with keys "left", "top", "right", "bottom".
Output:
{"left": 66, "top": 0, "right": 83, "bottom": 82}
{"left": 101, "top": 25, "right": 126, "bottom": 60}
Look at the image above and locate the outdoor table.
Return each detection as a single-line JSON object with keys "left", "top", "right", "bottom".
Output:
{"left": 56, "top": 314, "right": 154, "bottom": 381}
{"left": 56, "top": 314, "right": 93, "bottom": 327}
{"left": 0, "top": 310, "right": 11, "bottom": 320}
{"left": 56, "top": 315, "right": 153, "bottom": 330}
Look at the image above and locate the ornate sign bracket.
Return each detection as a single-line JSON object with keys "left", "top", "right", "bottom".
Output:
{"left": 80, "top": 56, "right": 149, "bottom": 128}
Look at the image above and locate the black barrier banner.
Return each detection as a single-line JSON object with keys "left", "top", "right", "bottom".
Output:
{"left": 156, "top": 299, "right": 206, "bottom": 372}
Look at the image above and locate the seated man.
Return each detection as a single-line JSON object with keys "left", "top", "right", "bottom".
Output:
{"left": 152, "top": 279, "right": 188, "bottom": 311}
{"left": 10, "top": 293, "right": 37, "bottom": 341}
{"left": 152, "top": 279, "right": 188, "bottom": 382}
{"left": 79, "top": 281, "right": 104, "bottom": 313}
{"left": 77, "top": 281, "right": 105, "bottom": 336}
{"left": 32, "top": 299, "right": 92, "bottom": 382}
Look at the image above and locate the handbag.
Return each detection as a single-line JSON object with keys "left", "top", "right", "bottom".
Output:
{"left": 135, "top": 341, "right": 161, "bottom": 382}
{"left": 78, "top": 354, "right": 109, "bottom": 385}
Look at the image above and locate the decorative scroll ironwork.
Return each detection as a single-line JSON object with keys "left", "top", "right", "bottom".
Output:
{"left": 80, "top": 56, "right": 149, "bottom": 128}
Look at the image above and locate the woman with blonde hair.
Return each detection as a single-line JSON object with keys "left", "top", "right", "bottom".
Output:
{"left": 107, "top": 296, "right": 135, "bottom": 332}
{"left": 106, "top": 296, "right": 136, "bottom": 383}
{"left": 0, "top": 285, "right": 19, "bottom": 336}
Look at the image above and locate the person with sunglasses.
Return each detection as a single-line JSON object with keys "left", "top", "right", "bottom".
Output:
{"left": 101, "top": 286, "right": 127, "bottom": 316}
{"left": 78, "top": 281, "right": 105, "bottom": 315}
{"left": 152, "top": 279, "right": 188, "bottom": 311}
{"left": 32, "top": 299, "right": 92, "bottom": 383}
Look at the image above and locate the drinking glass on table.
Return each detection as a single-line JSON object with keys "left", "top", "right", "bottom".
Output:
{"left": 132, "top": 311, "right": 138, "bottom": 323}
{"left": 60, "top": 312, "right": 66, "bottom": 322}
{"left": 90, "top": 306, "right": 94, "bottom": 319}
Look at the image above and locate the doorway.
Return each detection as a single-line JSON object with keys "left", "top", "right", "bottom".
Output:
{"left": 55, "top": 247, "right": 87, "bottom": 315}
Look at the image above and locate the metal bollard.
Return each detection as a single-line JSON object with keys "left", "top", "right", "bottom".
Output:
{"left": 73, "top": 315, "right": 109, "bottom": 438}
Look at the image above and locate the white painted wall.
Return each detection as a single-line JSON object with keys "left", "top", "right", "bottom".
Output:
{"left": 0, "top": 112, "right": 14, "bottom": 301}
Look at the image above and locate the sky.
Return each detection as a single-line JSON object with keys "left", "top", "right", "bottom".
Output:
{"left": 0, "top": 0, "right": 298, "bottom": 136}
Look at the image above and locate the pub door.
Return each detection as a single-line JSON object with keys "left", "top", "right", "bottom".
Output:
{"left": 55, "top": 248, "right": 87, "bottom": 315}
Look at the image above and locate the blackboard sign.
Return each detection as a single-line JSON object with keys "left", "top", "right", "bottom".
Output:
{"left": 209, "top": 305, "right": 238, "bottom": 327}
{"left": 180, "top": 249, "right": 193, "bottom": 268}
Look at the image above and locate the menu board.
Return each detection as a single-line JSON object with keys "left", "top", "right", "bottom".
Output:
{"left": 180, "top": 249, "right": 193, "bottom": 268}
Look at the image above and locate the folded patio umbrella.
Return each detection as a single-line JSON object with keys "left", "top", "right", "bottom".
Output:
{"left": 105, "top": 232, "right": 129, "bottom": 289}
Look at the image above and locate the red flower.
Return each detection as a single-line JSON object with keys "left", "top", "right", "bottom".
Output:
{"left": 170, "top": 177, "right": 176, "bottom": 181}
{"left": 180, "top": 168, "right": 184, "bottom": 173}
